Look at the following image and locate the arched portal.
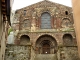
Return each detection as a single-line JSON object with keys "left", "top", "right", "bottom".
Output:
{"left": 35, "top": 35, "right": 57, "bottom": 54}
{"left": 20, "top": 35, "right": 30, "bottom": 45}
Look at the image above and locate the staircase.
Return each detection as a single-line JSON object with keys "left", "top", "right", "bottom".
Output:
{"left": 35, "top": 54, "right": 58, "bottom": 60}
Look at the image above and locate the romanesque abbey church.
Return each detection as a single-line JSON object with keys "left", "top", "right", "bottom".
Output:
{"left": 5, "top": 0, "right": 79, "bottom": 60}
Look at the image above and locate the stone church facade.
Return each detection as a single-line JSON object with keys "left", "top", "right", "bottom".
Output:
{"left": 5, "top": 0, "right": 79, "bottom": 60}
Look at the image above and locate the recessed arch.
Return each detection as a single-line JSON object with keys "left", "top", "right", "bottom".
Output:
{"left": 63, "top": 34, "right": 73, "bottom": 46}
{"left": 35, "top": 34, "right": 57, "bottom": 54}
{"left": 41, "top": 12, "right": 51, "bottom": 29}
{"left": 61, "top": 18, "right": 72, "bottom": 28}
{"left": 20, "top": 35, "right": 30, "bottom": 45}
{"left": 21, "top": 19, "right": 31, "bottom": 29}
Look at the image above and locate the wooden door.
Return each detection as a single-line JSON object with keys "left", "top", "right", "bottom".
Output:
{"left": 42, "top": 43, "right": 50, "bottom": 54}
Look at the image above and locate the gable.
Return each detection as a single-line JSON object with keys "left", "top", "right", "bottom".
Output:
{"left": 16, "top": 0, "right": 72, "bottom": 12}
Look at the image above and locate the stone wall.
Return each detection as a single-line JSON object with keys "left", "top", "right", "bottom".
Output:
{"left": 5, "top": 45, "right": 31, "bottom": 60}
{"left": 33, "top": 47, "right": 79, "bottom": 60}
{"left": 13, "top": 0, "right": 73, "bottom": 32}
{"left": 16, "top": 32, "right": 76, "bottom": 46}
{"left": 9, "top": 0, "right": 79, "bottom": 60}
{"left": 59, "top": 47, "right": 79, "bottom": 60}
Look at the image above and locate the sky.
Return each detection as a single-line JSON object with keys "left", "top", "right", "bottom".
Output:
{"left": 12, "top": 0, "right": 72, "bottom": 10}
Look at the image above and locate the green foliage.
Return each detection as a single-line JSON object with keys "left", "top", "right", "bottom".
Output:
{"left": 8, "top": 27, "right": 13, "bottom": 35}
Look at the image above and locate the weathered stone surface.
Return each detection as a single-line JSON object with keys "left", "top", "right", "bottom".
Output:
{"left": 5, "top": 45, "right": 31, "bottom": 60}
{"left": 35, "top": 54, "right": 58, "bottom": 60}
{"left": 7, "top": 0, "right": 78, "bottom": 60}
{"left": 60, "top": 47, "right": 79, "bottom": 60}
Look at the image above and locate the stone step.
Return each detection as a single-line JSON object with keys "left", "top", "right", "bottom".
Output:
{"left": 35, "top": 54, "right": 58, "bottom": 60}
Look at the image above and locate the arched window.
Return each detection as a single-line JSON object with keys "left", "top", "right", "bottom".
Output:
{"left": 23, "top": 10, "right": 26, "bottom": 15}
{"left": 41, "top": 12, "right": 51, "bottom": 29}
{"left": 65, "top": 11, "right": 68, "bottom": 15}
